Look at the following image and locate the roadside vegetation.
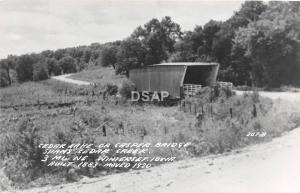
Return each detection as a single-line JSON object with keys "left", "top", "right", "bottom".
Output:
{"left": 1, "top": 78, "right": 300, "bottom": 190}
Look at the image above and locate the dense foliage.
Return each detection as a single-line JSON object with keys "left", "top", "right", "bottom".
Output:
{"left": 0, "top": 43, "right": 105, "bottom": 86}
{"left": 0, "top": 2, "right": 299, "bottom": 88}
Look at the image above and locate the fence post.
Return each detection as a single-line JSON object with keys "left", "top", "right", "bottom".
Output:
{"left": 253, "top": 104, "right": 257, "bottom": 118}
{"left": 102, "top": 125, "right": 106, "bottom": 137}
{"left": 119, "top": 122, "right": 124, "bottom": 135}
{"left": 164, "top": 126, "right": 168, "bottom": 135}
{"left": 140, "top": 127, "right": 147, "bottom": 140}
{"left": 181, "top": 101, "right": 185, "bottom": 112}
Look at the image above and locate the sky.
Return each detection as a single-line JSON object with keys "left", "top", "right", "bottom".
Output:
{"left": 0, "top": 0, "right": 243, "bottom": 59}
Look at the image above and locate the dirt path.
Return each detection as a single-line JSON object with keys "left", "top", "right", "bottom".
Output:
{"left": 52, "top": 74, "right": 91, "bottom": 86}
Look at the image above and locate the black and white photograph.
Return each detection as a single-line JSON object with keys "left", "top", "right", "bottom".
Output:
{"left": 0, "top": 0, "right": 299, "bottom": 193}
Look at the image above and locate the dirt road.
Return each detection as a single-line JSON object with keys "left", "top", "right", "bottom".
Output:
{"left": 235, "top": 90, "right": 300, "bottom": 104}
{"left": 52, "top": 74, "right": 91, "bottom": 86}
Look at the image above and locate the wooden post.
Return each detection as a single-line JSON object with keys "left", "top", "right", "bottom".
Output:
{"left": 140, "top": 127, "right": 147, "bottom": 140}
{"left": 164, "top": 126, "right": 168, "bottom": 135}
{"left": 181, "top": 101, "right": 185, "bottom": 111}
{"left": 102, "top": 125, "right": 106, "bottom": 137}
{"left": 253, "top": 104, "right": 257, "bottom": 118}
{"left": 119, "top": 122, "right": 124, "bottom": 135}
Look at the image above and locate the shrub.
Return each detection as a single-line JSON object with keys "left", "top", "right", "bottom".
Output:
{"left": 104, "top": 83, "right": 118, "bottom": 96}
{"left": 119, "top": 80, "right": 136, "bottom": 98}
{"left": 1, "top": 119, "right": 44, "bottom": 187}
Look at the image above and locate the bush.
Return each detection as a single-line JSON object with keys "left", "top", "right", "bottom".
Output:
{"left": 104, "top": 83, "right": 118, "bottom": 96}
{"left": 1, "top": 119, "right": 44, "bottom": 188}
{"left": 119, "top": 80, "right": 136, "bottom": 98}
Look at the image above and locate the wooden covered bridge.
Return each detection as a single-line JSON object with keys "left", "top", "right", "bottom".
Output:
{"left": 129, "top": 62, "right": 220, "bottom": 98}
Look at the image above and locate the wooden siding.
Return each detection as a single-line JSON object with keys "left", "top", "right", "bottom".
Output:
{"left": 129, "top": 65, "right": 185, "bottom": 98}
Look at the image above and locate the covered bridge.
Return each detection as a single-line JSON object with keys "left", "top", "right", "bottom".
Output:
{"left": 129, "top": 62, "right": 219, "bottom": 98}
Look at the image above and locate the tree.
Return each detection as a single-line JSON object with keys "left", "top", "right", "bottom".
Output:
{"left": 212, "top": 1, "right": 267, "bottom": 85}
{"left": 168, "top": 27, "right": 206, "bottom": 62}
{"left": 100, "top": 45, "right": 119, "bottom": 68}
{"left": 46, "top": 58, "right": 61, "bottom": 76}
{"left": 168, "top": 39, "right": 196, "bottom": 62}
{"left": 202, "top": 20, "right": 222, "bottom": 58}
{"left": 0, "top": 69, "right": 10, "bottom": 87}
{"left": 33, "top": 61, "right": 49, "bottom": 81}
{"left": 54, "top": 49, "right": 66, "bottom": 60}
{"left": 116, "top": 38, "right": 147, "bottom": 75}
{"left": 83, "top": 49, "right": 92, "bottom": 64}
{"left": 233, "top": 2, "right": 300, "bottom": 87}
{"left": 41, "top": 50, "right": 54, "bottom": 58}
{"left": 58, "top": 56, "right": 77, "bottom": 74}
{"left": 15, "top": 54, "right": 39, "bottom": 82}
{"left": 131, "top": 16, "right": 182, "bottom": 65}
{"left": 0, "top": 59, "right": 12, "bottom": 86}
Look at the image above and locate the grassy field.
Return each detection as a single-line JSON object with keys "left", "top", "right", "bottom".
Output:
{"left": 1, "top": 69, "right": 300, "bottom": 190}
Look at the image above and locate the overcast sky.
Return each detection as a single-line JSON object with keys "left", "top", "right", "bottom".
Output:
{"left": 0, "top": 0, "right": 242, "bottom": 59}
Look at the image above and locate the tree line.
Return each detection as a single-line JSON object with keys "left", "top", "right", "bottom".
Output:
{"left": 0, "top": 1, "right": 299, "bottom": 88}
